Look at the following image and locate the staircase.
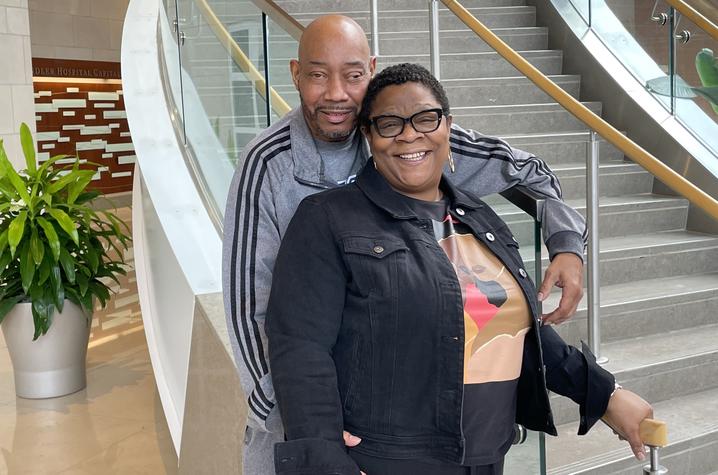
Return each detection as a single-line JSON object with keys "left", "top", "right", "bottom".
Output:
{"left": 202, "top": 0, "right": 718, "bottom": 472}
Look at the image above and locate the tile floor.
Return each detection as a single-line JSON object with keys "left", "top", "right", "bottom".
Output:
{"left": 0, "top": 208, "right": 179, "bottom": 474}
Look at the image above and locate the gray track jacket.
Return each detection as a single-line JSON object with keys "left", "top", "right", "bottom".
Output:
{"left": 222, "top": 107, "right": 586, "bottom": 432}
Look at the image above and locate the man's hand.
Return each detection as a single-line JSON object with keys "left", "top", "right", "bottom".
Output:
{"left": 538, "top": 252, "right": 583, "bottom": 325}
{"left": 602, "top": 388, "right": 653, "bottom": 460}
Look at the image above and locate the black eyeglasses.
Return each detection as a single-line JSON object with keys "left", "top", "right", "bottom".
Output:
{"left": 369, "top": 108, "right": 445, "bottom": 138}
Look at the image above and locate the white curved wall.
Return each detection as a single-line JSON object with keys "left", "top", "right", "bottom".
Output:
{"left": 122, "top": 0, "right": 222, "bottom": 454}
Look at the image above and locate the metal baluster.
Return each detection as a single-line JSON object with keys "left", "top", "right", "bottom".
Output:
{"left": 370, "top": 0, "right": 379, "bottom": 57}
{"left": 429, "top": 0, "right": 440, "bottom": 80}
{"left": 587, "top": 132, "right": 606, "bottom": 363}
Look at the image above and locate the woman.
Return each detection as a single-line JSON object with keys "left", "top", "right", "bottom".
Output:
{"left": 266, "top": 63, "right": 651, "bottom": 475}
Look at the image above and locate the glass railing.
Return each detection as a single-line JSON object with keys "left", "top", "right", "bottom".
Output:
{"left": 566, "top": 0, "right": 718, "bottom": 155}
{"left": 160, "top": 0, "right": 299, "bottom": 224}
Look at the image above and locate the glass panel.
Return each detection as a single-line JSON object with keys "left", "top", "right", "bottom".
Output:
{"left": 159, "top": 0, "right": 185, "bottom": 132}
{"left": 267, "top": 16, "right": 300, "bottom": 115}
{"left": 568, "top": 0, "right": 591, "bottom": 25}
{"left": 672, "top": 11, "right": 718, "bottom": 155}
{"left": 595, "top": 0, "right": 673, "bottom": 110}
{"left": 482, "top": 193, "right": 544, "bottom": 475}
{"left": 175, "top": 0, "right": 270, "bottom": 215}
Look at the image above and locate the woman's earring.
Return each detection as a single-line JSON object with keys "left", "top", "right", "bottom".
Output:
{"left": 448, "top": 150, "right": 455, "bottom": 173}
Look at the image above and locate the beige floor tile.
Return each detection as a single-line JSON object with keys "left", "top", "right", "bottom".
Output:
{"left": 59, "top": 428, "right": 178, "bottom": 475}
{"left": 0, "top": 403, "right": 149, "bottom": 474}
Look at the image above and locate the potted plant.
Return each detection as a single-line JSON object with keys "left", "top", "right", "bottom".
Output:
{"left": 0, "top": 123, "right": 130, "bottom": 399}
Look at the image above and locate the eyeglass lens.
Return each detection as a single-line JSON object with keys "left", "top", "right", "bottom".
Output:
{"left": 374, "top": 109, "right": 442, "bottom": 138}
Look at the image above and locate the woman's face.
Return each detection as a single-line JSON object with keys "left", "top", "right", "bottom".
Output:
{"left": 363, "top": 82, "right": 452, "bottom": 201}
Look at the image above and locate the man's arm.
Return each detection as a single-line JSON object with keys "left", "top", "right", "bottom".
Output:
{"left": 448, "top": 124, "right": 586, "bottom": 324}
{"left": 266, "top": 198, "right": 361, "bottom": 475}
{"left": 222, "top": 143, "right": 284, "bottom": 433}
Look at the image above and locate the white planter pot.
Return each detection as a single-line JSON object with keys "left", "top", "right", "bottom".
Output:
{"left": 1, "top": 300, "right": 91, "bottom": 399}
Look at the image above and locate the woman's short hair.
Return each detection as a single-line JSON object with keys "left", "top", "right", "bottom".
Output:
{"left": 359, "top": 63, "right": 450, "bottom": 127}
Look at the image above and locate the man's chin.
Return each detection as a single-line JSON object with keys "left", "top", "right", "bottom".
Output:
{"left": 317, "top": 124, "right": 355, "bottom": 142}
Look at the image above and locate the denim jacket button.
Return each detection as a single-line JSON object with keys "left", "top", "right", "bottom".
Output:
{"left": 518, "top": 268, "right": 527, "bottom": 278}
{"left": 485, "top": 232, "right": 495, "bottom": 242}
{"left": 455, "top": 207, "right": 465, "bottom": 216}
{"left": 373, "top": 245, "right": 384, "bottom": 254}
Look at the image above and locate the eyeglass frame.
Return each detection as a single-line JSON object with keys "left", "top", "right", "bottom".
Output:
{"left": 368, "top": 108, "right": 447, "bottom": 138}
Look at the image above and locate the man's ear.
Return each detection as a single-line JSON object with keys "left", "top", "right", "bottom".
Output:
{"left": 369, "top": 56, "right": 377, "bottom": 77}
{"left": 289, "top": 59, "right": 300, "bottom": 90}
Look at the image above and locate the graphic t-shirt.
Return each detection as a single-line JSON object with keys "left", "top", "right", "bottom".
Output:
{"left": 399, "top": 194, "right": 532, "bottom": 466}
{"left": 314, "top": 130, "right": 363, "bottom": 185}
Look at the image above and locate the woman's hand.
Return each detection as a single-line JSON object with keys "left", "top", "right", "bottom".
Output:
{"left": 602, "top": 388, "right": 653, "bottom": 460}
{"left": 342, "top": 432, "right": 366, "bottom": 474}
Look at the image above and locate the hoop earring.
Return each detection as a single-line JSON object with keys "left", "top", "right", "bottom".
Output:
{"left": 448, "top": 150, "right": 455, "bottom": 173}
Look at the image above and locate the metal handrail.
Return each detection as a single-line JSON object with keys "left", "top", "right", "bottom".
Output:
{"left": 441, "top": 0, "right": 718, "bottom": 223}
{"left": 665, "top": 0, "right": 718, "bottom": 41}
{"left": 193, "top": 0, "right": 292, "bottom": 116}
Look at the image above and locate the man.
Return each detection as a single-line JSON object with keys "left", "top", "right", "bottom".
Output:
{"left": 223, "top": 15, "right": 649, "bottom": 474}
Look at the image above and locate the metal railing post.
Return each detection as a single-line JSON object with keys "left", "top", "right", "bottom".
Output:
{"left": 587, "top": 131, "right": 607, "bottom": 364}
{"left": 429, "top": 0, "right": 441, "bottom": 80}
{"left": 370, "top": 0, "right": 379, "bottom": 57}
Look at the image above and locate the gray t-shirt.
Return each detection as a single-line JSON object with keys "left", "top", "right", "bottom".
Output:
{"left": 315, "top": 130, "right": 363, "bottom": 186}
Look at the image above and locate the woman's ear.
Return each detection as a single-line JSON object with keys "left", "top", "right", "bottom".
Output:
{"left": 360, "top": 125, "right": 372, "bottom": 144}
{"left": 446, "top": 114, "right": 453, "bottom": 129}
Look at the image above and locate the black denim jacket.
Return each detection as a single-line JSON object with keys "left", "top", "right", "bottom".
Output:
{"left": 266, "top": 162, "right": 614, "bottom": 475}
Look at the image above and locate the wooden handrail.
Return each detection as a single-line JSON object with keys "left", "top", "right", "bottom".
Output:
{"left": 442, "top": 0, "right": 718, "bottom": 222}
{"left": 665, "top": 0, "right": 718, "bottom": 42}
{"left": 193, "top": 0, "right": 292, "bottom": 117}
{"left": 249, "top": 0, "right": 304, "bottom": 41}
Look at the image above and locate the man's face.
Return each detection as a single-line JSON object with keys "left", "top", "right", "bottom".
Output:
{"left": 290, "top": 41, "right": 375, "bottom": 142}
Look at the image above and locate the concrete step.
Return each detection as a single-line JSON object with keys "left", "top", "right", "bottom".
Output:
{"left": 517, "top": 231, "right": 718, "bottom": 287}
{"left": 494, "top": 193, "right": 687, "bottom": 242}
{"left": 443, "top": 75, "right": 580, "bottom": 106}
{"left": 501, "top": 132, "right": 625, "bottom": 164}
{"left": 378, "top": 27, "right": 549, "bottom": 55}
{"left": 274, "top": 0, "right": 528, "bottom": 14}
{"left": 550, "top": 322, "right": 718, "bottom": 427}
{"left": 451, "top": 102, "right": 603, "bottom": 136}
{"left": 549, "top": 162, "right": 653, "bottom": 199}
{"left": 378, "top": 49, "right": 564, "bottom": 79}
{"left": 290, "top": 6, "right": 538, "bottom": 31}
{"left": 550, "top": 272, "right": 718, "bottom": 348}
{"left": 547, "top": 387, "right": 718, "bottom": 474}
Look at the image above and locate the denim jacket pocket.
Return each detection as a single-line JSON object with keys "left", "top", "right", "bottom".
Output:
{"left": 341, "top": 235, "right": 409, "bottom": 297}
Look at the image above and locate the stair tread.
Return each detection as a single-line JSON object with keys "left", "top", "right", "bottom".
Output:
{"left": 544, "top": 272, "right": 718, "bottom": 314}
{"left": 547, "top": 387, "right": 718, "bottom": 473}
{"left": 602, "top": 322, "right": 718, "bottom": 375}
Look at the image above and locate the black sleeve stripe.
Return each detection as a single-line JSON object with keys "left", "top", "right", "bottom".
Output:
{"left": 249, "top": 390, "right": 274, "bottom": 420}
{"left": 229, "top": 126, "right": 290, "bottom": 414}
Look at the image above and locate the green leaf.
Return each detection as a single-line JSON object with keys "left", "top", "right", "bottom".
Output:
{"left": 30, "top": 228, "right": 44, "bottom": 265}
{"left": 0, "top": 294, "right": 23, "bottom": 325}
{"left": 47, "top": 168, "right": 93, "bottom": 195}
{"left": 19, "top": 242, "right": 35, "bottom": 294}
{"left": 31, "top": 297, "right": 49, "bottom": 340}
{"left": 77, "top": 271, "right": 89, "bottom": 296}
{"left": 0, "top": 229, "right": 8, "bottom": 256}
{"left": 85, "top": 245, "right": 99, "bottom": 273}
{"left": 47, "top": 208, "right": 79, "bottom": 245}
{"left": 36, "top": 216, "right": 60, "bottom": 261}
{"left": 37, "top": 254, "right": 51, "bottom": 285}
{"left": 68, "top": 172, "right": 94, "bottom": 205}
{"left": 20, "top": 123, "right": 36, "bottom": 175}
{"left": 37, "top": 154, "right": 67, "bottom": 176}
{"left": 0, "top": 251, "right": 12, "bottom": 272}
{"left": 8, "top": 211, "right": 27, "bottom": 257}
{"left": 49, "top": 264, "right": 64, "bottom": 311}
{"left": 0, "top": 146, "right": 31, "bottom": 205}
{"left": 75, "top": 191, "right": 100, "bottom": 204}
{"left": 59, "top": 247, "right": 76, "bottom": 284}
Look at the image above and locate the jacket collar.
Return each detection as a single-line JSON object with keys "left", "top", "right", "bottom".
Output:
{"left": 289, "top": 107, "right": 370, "bottom": 186}
{"left": 356, "top": 158, "right": 483, "bottom": 219}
